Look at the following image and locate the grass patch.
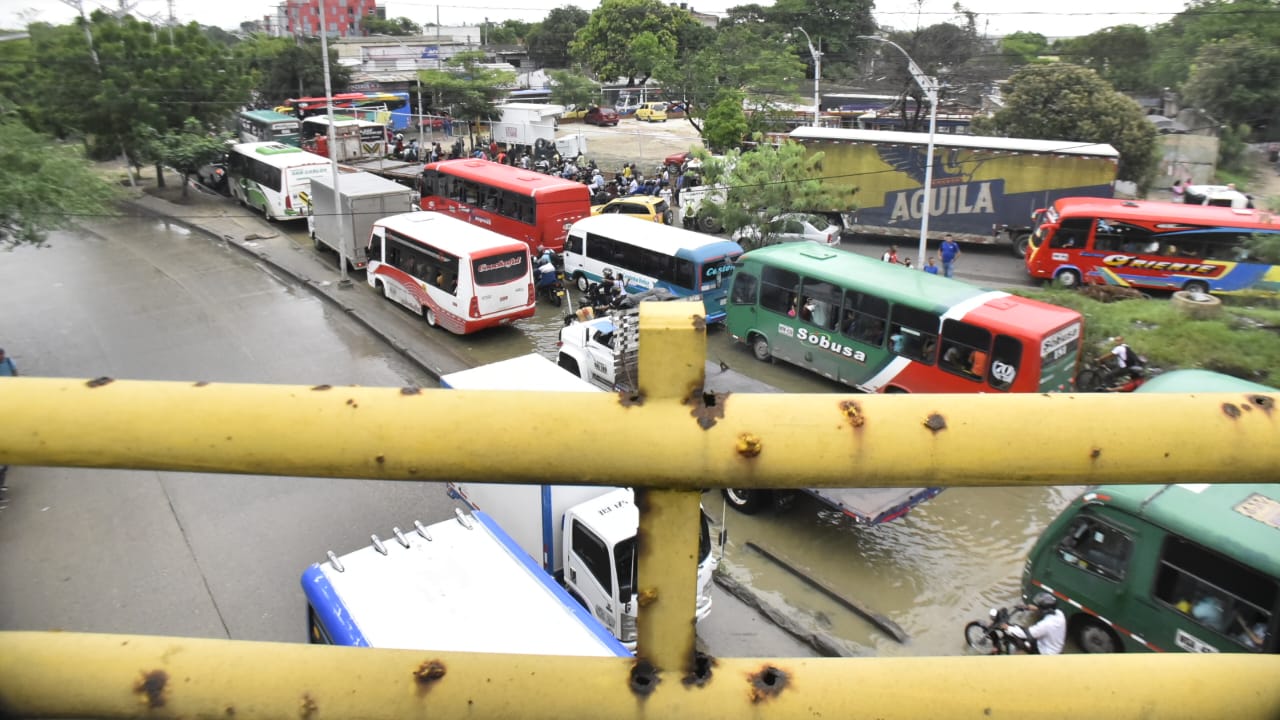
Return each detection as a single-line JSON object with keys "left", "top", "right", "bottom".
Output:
{"left": 1013, "top": 287, "right": 1280, "bottom": 383}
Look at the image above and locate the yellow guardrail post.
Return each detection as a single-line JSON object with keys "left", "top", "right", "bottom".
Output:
{"left": 634, "top": 303, "right": 708, "bottom": 676}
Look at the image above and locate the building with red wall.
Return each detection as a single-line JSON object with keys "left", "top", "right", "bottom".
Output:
{"left": 282, "top": 0, "right": 382, "bottom": 38}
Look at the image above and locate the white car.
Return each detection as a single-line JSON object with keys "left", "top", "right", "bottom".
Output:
{"left": 733, "top": 213, "right": 840, "bottom": 247}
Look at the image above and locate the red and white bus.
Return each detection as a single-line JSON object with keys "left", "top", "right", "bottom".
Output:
{"left": 419, "top": 159, "right": 591, "bottom": 253}
{"left": 1025, "top": 197, "right": 1280, "bottom": 293}
{"left": 366, "top": 212, "right": 536, "bottom": 334}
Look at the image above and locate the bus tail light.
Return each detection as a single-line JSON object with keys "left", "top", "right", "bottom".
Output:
{"left": 527, "top": 283, "right": 535, "bottom": 306}
{"left": 469, "top": 296, "right": 480, "bottom": 318}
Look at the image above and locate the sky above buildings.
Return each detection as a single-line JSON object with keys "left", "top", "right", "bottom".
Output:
{"left": 2, "top": 0, "right": 1189, "bottom": 39}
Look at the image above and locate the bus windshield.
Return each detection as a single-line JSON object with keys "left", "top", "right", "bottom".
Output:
{"left": 701, "top": 256, "right": 736, "bottom": 291}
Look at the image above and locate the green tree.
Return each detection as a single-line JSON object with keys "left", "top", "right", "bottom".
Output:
{"left": 526, "top": 6, "right": 590, "bottom": 69}
{"left": 1148, "top": 0, "right": 1280, "bottom": 91}
{"left": 571, "top": 0, "right": 699, "bottom": 85}
{"left": 24, "top": 13, "right": 251, "bottom": 178}
{"left": 1053, "top": 25, "right": 1155, "bottom": 93}
{"left": 0, "top": 119, "right": 120, "bottom": 248}
{"left": 362, "top": 16, "right": 422, "bottom": 36}
{"left": 419, "top": 51, "right": 515, "bottom": 147}
{"left": 998, "top": 31, "right": 1048, "bottom": 66}
{"left": 654, "top": 23, "right": 802, "bottom": 139}
{"left": 972, "top": 64, "right": 1158, "bottom": 192}
{"left": 485, "top": 19, "right": 532, "bottom": 46}
{"left": 753, "top": 0, "right": 875, "bottom": 79}
{"left": 879, "top": 23, "right": 983, "bottom": 131}
{"left": 547, "top": 70, "right": 600, "bottom": 109}
{"left": 694, "top": 139, "right": 856, "bottom": 247}
{"left": 1181, "top": 37, "right": 1280, "bottom": 134}
{"left": 232, "top": 35, "right": 351, "bottom": 107}
{"left": 144, "top": 117, "right": 235, "bottom": 200}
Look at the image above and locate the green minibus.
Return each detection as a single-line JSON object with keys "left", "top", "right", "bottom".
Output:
{"left": 1021, "top": 370, "right": 1278, "bottom": 654}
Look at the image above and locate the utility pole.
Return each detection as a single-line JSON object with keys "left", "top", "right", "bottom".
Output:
{"left": 318, "top": 0, "right": 350, "bottom": 286}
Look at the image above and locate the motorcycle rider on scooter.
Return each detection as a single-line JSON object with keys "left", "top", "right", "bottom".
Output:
{"left": 1002, "top": 592, "right": 1067, "bottom": 654}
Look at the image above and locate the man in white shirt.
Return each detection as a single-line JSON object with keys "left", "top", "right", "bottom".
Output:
{"left": 1006, "top": 592, "right": 1067, "bottom": 654}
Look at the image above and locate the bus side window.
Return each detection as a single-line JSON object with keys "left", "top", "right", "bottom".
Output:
{"left": 1049, "top": 218, "right": 1092, "bottom": 248}
{"left": 730, "top": 272, "right": 758, "bottom": 305}
{"left": 800, "top": 279, "right": 841, "bottom": 331}
{"left": 939, "top": 319, "right": 992, "bottom": 382}
{"left": 759, "top": 266, "right": 799, "bottom": 316}
{"left": 888, "top": 305, "right": 940, "bottom": 364}
{"left": 1153, "top": 535, "right": 1275, "bottom": 648}
{"left": 841, "top": 291, "right": 888, "bottom": 347}
{"left": 988, "top": 335, "right": 1021, "bottom": 391}
{"left": 1055, "top": 514, "right": 1131, "bottom": 581}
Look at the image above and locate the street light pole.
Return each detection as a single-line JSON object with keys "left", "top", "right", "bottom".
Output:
{"left": 794, "top": 27, "right": 821, "bottom": 127}
{"left": 857, "top": 35, "right": 938, "bottom": 271}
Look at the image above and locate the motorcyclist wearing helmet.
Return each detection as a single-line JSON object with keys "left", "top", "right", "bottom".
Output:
{"left": 1004, "top": 592, "right": 1067, "bottom": 654}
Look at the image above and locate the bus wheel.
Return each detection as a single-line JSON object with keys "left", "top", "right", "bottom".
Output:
{"left": 1072, "top": 616, "right": 1122, "bottom": 654}
{"left": 1013, "top": 232, "right": 1031, "bottom": 258}
{"left": 750, "top": 335, "right": 771, "bottom": 362}
{"left": 261, "top": 203, "right": 272, "bottom": 222}
{"left": 575, "top": 274, "right": 591, "bottom": 293}
{"left": 1055, "top": 268, "right": 1082, "bottom": 288}
{"left": 425, "top": 307, "right": 438, "bottom": 328}
{"left": 722, "top": 488, "right": 770, "bottom": 514}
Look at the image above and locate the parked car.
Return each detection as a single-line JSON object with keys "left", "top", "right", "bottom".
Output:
{"left": 635, "top": 102, "right": 668, "bottom": 123}
{"left": 561, "top": 105, "right": 589, "bottom": 122}
{"left": 195, "top": 160, "right": 229, "bottom": 194}
{"left": 732, "top": 213, "right": 840, "bottom": 246}
{"left": 584, "top": 107, "right": 620, "bottom": 126}
{"left": 590, "top": 195, "right": 673, "bottom": 225}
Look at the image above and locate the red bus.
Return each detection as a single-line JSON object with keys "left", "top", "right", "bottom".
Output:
{"left": 1025, "top": 197, "right": 1280, "bottom": 293}
{"left": 419, "top": 159, "right": 592, "bottom": 253}
{"left": 366, "top": 212, "right": 536, "bottom": 335}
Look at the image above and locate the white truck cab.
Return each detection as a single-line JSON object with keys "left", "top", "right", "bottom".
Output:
{"left": 556, "top": 312, "right": 637, "bottom": 392}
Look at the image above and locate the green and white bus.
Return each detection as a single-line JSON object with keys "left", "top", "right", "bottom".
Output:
{"left": 1023, "top": 370, "right": 1279, "bottom": 654}
{"left": 237, "top": 109, "right": 301, "bottom": 147}
{"left": 726, "top": 244, "right": 1084, "bottom": 393}
{"left": 226, "top": 142, "right": 331, "bottom": 222}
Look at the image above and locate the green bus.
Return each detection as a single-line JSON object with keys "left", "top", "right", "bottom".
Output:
{"left": 237, "top": 109, "right": 302, "bottom": 147}
{"left": 725, "top": 244, "right": 1084, "bottom": 393}
{"left": 1022, "top": 370, "right": 1279, "bottom": 654}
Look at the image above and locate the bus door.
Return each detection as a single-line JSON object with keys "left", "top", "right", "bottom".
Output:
{"left": 756, "top": 265, "right": 804, "bottom": 365}
{"left": 1033, "top": 506, "right": 1145, "bottom": 634}
{"left": 794, "top": 277, "right": 845, "bottom": 381}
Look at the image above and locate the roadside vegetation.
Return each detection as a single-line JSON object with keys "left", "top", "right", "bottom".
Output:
{"left": 1013, "top": 287, "right": 1280, "bottom": 383}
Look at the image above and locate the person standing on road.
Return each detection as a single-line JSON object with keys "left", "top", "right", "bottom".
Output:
{"left": 924, "top": 256, "right": 940, "bottom": 275}
{"left": 881, "top": 245, "right": 900, "bottom": 264}
{"left": 940, "top": 234, "right": 960, "bottom": 278}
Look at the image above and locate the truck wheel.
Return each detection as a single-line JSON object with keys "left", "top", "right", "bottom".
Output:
{"left": 1072, "top": 616, "right": 1123, "bottom": 654}
{"left": 722, "top": 489, "right": 770, "bottom": 514}
{"left": 558, "top": 354, "right": 581, "bottom": 377}
{"left": 1055, "top": 268, "right": 1082, "bottom": 288}
{"left": 575, "top": 274, "right": 591, "bottom": 293}
{"left": 751, "top": 334, "right": 771, "bottom": 362}
{"left": 1182, "top": 280, "right": 1210, "bottom": 295}
{"left": 697, "top": 214, "right": 722, "bottom": 234}
{"left": 1013, "top": 232, "right": 1031, "bottom": 258}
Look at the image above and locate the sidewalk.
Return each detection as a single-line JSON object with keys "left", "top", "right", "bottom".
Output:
{"left": 125, "top": 185, "right": 471, "bottom": 382}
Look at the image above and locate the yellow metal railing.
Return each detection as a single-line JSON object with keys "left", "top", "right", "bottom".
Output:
{"left": 1, "top": 302, "right": 1278, "bottom": 719}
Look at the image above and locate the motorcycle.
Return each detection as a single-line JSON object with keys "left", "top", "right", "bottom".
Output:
{"left": 534, "top": 260, "right": 566, "bottom": 307}
{"left": 964, "top": 605, "right": 1037, "bottom": 655}
{"left": 1076, "top": 337, "right": 1149, "bottom": 392}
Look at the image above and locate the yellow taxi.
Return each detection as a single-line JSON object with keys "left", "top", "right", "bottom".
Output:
{"left": 634, "top": 102, "right": 668, "bottom": 123}
{"left": 590, "top": 195, "right": 673, "bottom": 224}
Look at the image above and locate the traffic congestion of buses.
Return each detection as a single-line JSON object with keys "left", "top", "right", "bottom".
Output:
{"left": 204, "top": 97, "right": 1279, "bottom": 659}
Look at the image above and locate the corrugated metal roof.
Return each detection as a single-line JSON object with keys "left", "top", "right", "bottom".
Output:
{"left": 790, "top": 127, "right": 1119, "bottom": 158}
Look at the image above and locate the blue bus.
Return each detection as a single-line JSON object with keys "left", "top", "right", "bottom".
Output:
{"left": 562, "top": 214, "right": 744, "bottom": 323}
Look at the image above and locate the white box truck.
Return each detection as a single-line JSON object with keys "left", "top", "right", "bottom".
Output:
{"left": 306, "top": 171, "right": 416, "bottom": 270}
{"left": 490, "top": 102, "right": 587, "bottom": 161}
{"left": 301, "top": 508, "right": 631, "bottom": 656}
{"left": 441, "top": 354, "right": 717, "bottom": 649}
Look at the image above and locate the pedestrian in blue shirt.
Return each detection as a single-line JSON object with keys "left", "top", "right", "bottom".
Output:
{"left": 0, "top": 348, "right": 16, "bottom": 376}
{"left": 940, "top": 234, "right": 960, "bottom": 278}
{"left": 924, "top": 256, "right": 940, "bottom": 275}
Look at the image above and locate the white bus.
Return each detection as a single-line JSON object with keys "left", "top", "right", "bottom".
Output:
{"left": 226, "top": 142, "right": 331, "bottom": 221}
{"left": 366, "top": 212, "right": 537, "bottom": 334}
{"left": 562, "top": 214, "right": 744, "bottom": 323}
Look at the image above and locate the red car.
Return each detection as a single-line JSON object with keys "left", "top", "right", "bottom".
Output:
{"left": 584, "top": 106, "right": 620, "bottom": 127}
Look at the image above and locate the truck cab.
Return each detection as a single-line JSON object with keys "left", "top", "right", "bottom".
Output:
{"left": 557, "top": 313, "right": 636, "bottom": 392}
